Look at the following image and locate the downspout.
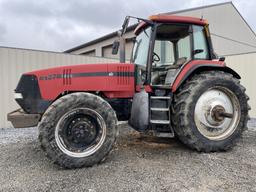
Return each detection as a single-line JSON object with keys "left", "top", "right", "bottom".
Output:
{"left": 119, "top": 33, "right": 126, "bottom": 63}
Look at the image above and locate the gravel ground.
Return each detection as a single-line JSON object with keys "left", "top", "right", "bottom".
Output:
{"left": 0, "top": 122, "right": 256, "bottom": 192}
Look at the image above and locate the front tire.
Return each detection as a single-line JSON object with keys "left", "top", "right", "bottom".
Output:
{"left": 172, "top": 71, "right": 249, "bottom": 152}
{"left": 38, "top": 92, "right": 118, "bottom": 168}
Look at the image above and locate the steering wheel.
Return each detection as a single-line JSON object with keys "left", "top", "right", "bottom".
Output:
{"left": 153, "top": 52, "right": 160, "bottom": 62}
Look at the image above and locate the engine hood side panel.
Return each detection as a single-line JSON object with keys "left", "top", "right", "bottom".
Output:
{"left": 25, "top": 63, "right": 135, "bottom": 100}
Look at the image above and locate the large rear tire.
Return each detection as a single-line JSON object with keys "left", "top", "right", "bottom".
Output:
{"left": 38, "top": 92, "right": 118, "bottom": 168}
{"left": 172, "top": 71, "right": 249, "bottom": 152}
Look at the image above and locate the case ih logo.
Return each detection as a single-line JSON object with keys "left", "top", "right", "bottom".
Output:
{"left": 39, "top": 74, "right": 62, "bottom": 81}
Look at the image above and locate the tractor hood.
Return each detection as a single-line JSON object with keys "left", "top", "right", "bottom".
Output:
{"left": 25, "top": 63, "right": 113, "bottom": 81}
{"left": 15, "top": 63, "right": 135, "bottom": 114}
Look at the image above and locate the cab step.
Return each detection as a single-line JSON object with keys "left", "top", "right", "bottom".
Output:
{"left": 150, "top": 96, "right": 171, "bottom": 100}
{"left": 150, "top": 108, "right": 169, "bottom": 111}
{"left": 149, "top": 94, "right": 174, "bottom": 137}
{"left": 150, "top": 120, "right": 170, "bottom": 124}
{"left": 149, "top": 95, "right": 171, "bottom": 125}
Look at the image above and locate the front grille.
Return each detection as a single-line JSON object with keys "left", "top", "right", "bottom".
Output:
{"left": 15, "top": 74, "right": 50, "bottom": 114}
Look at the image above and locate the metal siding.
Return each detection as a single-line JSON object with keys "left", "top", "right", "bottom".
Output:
{"left": 226, "top": 53, "right": 256, "bottom": 117}
{"left": 0, "top": 47, "right": 117, "bottom": 128}
{"left": 102, "top": 44, "right": 119, "bottom": 59}
{"left": 174, "top": 3, "right": 256, "bottom": 56}
{"left": 125, "top": 41, "right": 134, "bottom": 61}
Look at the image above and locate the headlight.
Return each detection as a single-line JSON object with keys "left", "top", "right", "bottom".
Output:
{"left": 14, "top": 93, "right": 23, "bottom": 99}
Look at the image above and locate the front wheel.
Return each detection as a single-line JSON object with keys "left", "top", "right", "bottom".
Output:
{"left": 38, "top": 92, "right": 118, "bottom": 168}
{"left": 172, "top": 71, "right": 250, "bottom": 152}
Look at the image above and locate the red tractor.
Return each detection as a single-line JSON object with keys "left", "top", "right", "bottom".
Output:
{"left": 8, "top": 15, "right": 249, "bottom": 168}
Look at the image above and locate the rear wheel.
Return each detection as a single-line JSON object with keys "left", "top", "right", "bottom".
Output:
{"left": 172, "top": 71, "right": 249, "bottom": 152}
{"left": 39, "top": 92, "right": 118, "bottom": 168}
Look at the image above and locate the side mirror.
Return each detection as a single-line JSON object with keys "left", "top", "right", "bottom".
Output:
{"left": 112, "top": 40, "right": 120, "bottom": 55}
{"left": 219, "top": 57, "right": 225, "bottom": 61}
{"left": 121, "top": 16, "right": 130, "bottom": 36}
{"left": 193, "top": 49, "right": 204, "bottom": 55}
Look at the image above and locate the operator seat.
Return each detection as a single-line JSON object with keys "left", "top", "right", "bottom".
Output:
{"left": 165, "top": 57, "right": 187, "bottom": 84}
{"left": 151, "top": 57, "right": 187, "bottom": 85}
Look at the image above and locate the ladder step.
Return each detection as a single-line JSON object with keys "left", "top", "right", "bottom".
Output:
{"left": 150, "top": 108, "right": 169, "bottom": 111}
{"left": 150, "top": 96, "right": 171, "bottom": 100}
{"left": 150, "top": 120, "right": 170, "bottom": 124}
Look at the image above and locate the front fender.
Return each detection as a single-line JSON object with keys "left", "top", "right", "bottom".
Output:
{"left": 171, "top": 60, "right": 240, "bottom": 92}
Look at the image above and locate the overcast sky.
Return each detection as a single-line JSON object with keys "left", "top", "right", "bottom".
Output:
{"left": 0, "top": 0, "right": 255, "bottom": 52}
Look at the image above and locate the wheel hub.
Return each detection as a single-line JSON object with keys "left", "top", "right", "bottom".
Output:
{"left": 194, "top": 87, "right": 240, "bottom": 140}
{"left": 211, "top": 105, "right": 226, "bottom": 122}
{"left": 210, "top": 105, "right": 233, "bottom": 123}
{"left": 55, "top": 108, "right": 106, "bottom": 158}
{"left": 69, "top": 118, "right": 97, "bottom": 144}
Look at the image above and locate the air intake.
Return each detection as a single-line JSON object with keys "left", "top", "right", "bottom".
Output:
{"left": 117, "top": 66, "right": 130, "bottom": 85}
{"left": 63, "top": 69, "right": 72, "bottom": 85}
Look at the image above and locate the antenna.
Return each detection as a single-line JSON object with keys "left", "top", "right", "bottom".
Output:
{"left": 201, "top": 0, "right": 205, "bottom": 20}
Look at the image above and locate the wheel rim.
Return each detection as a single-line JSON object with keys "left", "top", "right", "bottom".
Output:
{"left": 194, "top": 86, "right": 241, "bottom": 141}
{"left": 55, "top": 108, "right": 106, "bottom": 158}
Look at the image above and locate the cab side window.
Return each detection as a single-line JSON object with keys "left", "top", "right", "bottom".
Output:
{"left": 154, "top": 40, "right": 175, "bottom": 66}
{"left": 193, "top": 25, "right": 209, "bottom": 59}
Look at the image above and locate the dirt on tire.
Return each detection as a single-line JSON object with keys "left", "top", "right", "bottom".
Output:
{"left": 38, "top": 92, "right": 118, "bottom": 168}
{"left": 172, "top": 71, "right": 249, "bottom": 152}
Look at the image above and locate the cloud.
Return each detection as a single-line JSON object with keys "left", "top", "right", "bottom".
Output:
{"left": 0, "top": 22, "right": 6, "bottom": 41}
{"left": 0, "top": 0, "right": 255, "bottom": 52}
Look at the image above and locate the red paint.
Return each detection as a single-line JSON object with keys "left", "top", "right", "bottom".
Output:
{"left": 171, "top": 60, "right": 225, "bottom": 92}
{"left": 26, "top": 63, "right": 135, "bottom": 100}
{"left": 135, "top": 85, "right": 152, "bottom": 93}
{"left": 134, "top": 15, "right": 208, "bottom": 34}
{"left": 144, "top": 85, "right": 153, "bottom": 93}
{"left": 134, "top": 22, "right": 147, "bottom": 35}
{"left": 135, "top": 85, "right": 142, "bottom": 92}
{"left": 25, "top": 59, "right": 226, "bottom": 101}
{"left": 149, "top": 15, "right": 208, "bottom": 26}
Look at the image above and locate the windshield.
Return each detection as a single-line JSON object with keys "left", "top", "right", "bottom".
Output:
{"left": 132, "top": 27, "right": 152, "bottom": 66}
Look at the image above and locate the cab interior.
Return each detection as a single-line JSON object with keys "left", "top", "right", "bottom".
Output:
{"left": 151, "top": 24, "right": 209, "bottom": 85}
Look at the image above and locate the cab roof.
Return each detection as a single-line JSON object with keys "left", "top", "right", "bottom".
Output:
{"left": 134, "top": 15, "right": 208, "bottom": 34}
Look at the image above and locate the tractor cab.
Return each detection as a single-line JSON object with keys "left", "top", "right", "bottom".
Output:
{"left": 115, "top": 15, "right": 218, "bottom": 134}
{"left": 129, "top": 15, "right": 216, "bottom": 88}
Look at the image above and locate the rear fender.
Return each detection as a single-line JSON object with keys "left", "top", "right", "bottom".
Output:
{"left": 171, "top": 60, "right": 240, "bottom": 92}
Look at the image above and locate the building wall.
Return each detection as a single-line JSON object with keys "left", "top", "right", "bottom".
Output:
{"left": 225, "top": 52, "right": 256, "bottom": 118}
{"left": 173, "top": 3, "right": 256, "bottom": 56}
{"left": 69, "top": 32, "right": 135, "bottom": 60}
{"left": 82, "top": 50, "right": 96, "bottom": 57}
{"left": 0, "top": 47, "right": 118, "bottom": 128}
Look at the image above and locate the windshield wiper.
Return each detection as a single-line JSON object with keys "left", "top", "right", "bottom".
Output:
{"left": 143, "top": 29, "right": 149, "bottom": 38}
{"left": 133, "top": 39, "right": 142, "bottom": 61}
